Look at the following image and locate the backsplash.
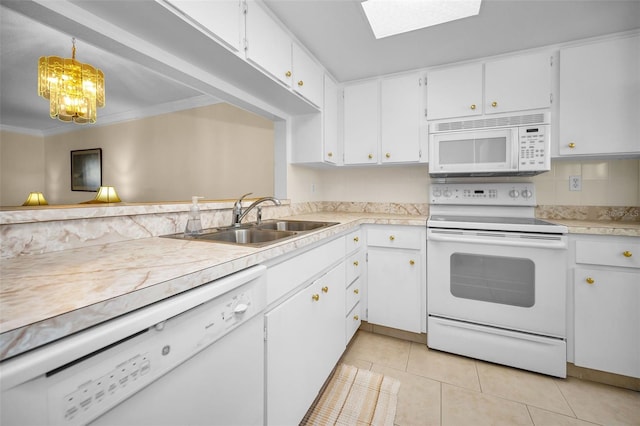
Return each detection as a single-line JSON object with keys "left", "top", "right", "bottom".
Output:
{"left": 536, "top": 205, "right": 640, "bottom": 222}
{"left": 3, "top": 199, "right": 638, "bottom": 260}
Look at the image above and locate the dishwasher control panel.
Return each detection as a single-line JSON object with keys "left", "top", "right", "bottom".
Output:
{"left": 41, "top": 278, "right": 266, "bottom": 426}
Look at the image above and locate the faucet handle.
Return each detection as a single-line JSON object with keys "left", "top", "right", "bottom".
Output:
{"left": 234, "top": 192, "right": 253, "bottom": 209}
{"left": 237, "top": 192, "right": 252, "bottom": 202}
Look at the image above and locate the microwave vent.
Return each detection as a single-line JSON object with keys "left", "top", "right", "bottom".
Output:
{"left": 434, "top": 113, "right": 547, "bottom": 132}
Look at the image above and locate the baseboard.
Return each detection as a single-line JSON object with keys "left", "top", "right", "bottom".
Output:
{"left": 359, "top": 322, "right": 639, "bottom": 391}
{"left": 567, "top": 363, "right": 640, "bottom": 391}
{"left": 358, "top": 321, "right": 427, "bottom": 344}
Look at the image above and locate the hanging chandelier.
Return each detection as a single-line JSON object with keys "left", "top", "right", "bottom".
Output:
{"left": 38, "top": 38, "right": 105, "bottom": 124}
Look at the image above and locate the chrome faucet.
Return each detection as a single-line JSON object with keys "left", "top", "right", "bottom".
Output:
{"left": 231, "top": 193, "right": 281, "bottom": 226}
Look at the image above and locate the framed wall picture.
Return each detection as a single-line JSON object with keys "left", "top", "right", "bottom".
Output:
{"left": 71, "top": 148, "right": 102, "bottom": 191}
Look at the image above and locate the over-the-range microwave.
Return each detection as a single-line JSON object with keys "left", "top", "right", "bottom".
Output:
{"left": 428, "top": 112, "right": 551, "bottom": 177}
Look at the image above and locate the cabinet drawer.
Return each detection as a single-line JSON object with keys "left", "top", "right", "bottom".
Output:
{"left": 576, "top": 239, "right": 640, "bottom": 269}
{"left": 367, "top": 226, "right": 422, "bottom": 250}
{"left": 346, "top": 303, "right": 361, "bottom": 343}
{"left": 267, "top": 237, "right": 345, "bottom": 304}
{"left": 346, "top": 250, "right": 365, "bottom": 285}
{"left": 345, "top": 229, "right": 363, "bottom": 254}
{"left": 346, "top": 278, "right": 361, "bottom": 314}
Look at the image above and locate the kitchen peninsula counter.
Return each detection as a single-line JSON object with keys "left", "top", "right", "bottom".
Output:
{"left": 0, "top": 212, "right": 426, "bottom": 361}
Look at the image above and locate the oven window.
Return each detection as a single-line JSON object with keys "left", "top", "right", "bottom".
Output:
{"left": 450, "top": 253, "right": 535, "bottom": 307}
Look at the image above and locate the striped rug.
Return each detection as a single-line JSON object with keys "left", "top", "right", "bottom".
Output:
{"left": 301, "top": 364, "right": 400, "bottom": 426}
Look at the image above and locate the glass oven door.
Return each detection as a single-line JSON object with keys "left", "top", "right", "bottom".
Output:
{"left": 427, "top": 228, "right": 568, "bottom": 337}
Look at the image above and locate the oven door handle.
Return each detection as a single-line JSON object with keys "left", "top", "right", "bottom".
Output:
{"left": 427, "top": 230, "right": 567, "bottom": 249}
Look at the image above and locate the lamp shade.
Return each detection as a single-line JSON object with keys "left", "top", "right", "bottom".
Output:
{"left": 94, "top": 186, "right": 121, "bottom": 203}
{"left": 22, "top": 192, "right": 48, "bottom": 206}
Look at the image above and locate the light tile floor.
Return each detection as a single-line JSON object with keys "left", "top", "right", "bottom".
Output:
{"left": 340, "top": 330, "right": 640, "bottom": 426}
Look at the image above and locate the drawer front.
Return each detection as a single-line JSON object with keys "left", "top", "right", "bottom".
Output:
{"left": 576, "top": 239, "right": 640, "bottom": 269}
{"left": 346, "top": 278, "right": 361, "bottom": 314}
{"left": 346, "top": 303, "right": 361, "bottom": 343}
{"left": 346, "top": 250, "right": 365, "bottom": 285}
{"left": 367, "top": 226, "right": 422, "bottom": 250}
{"left": 345, "top": 229, "right": 363, "bottom": 254}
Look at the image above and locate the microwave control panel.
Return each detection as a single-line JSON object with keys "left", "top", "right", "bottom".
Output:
{"left": 518, "top": 125, "right": 550, "bottom": 171}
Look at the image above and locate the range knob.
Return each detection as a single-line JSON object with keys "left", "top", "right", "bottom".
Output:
{"left": 433, "top": 189, "right": 442, "bottom": 197}
{"left": 521, "top": 189, "right": 533, "bottom": 199}
{"left": 443, "top": 190, "right": 452, "bottom": 198}
{"left": 508, "top": 189, "right": 520, "bottom": 198}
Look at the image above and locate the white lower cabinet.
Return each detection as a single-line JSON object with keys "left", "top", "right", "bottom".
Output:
{"left": 265, "top": 249, "right": 346, "bottom": 425}
{"left": 366, "top": 225, "right": 426, "bottom": 333}
{"left": 572, "top": 235, "right": 640, "bottom": 378}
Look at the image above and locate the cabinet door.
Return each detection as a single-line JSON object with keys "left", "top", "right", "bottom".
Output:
{"left": 559, "top": 34, "right": 640, "bottom": 156}
{"left": 484, "top": 51, "right": 552, "bottom": 114}
{"left": 265, "top": 263, "right": 345, "bottom": 425}
{"left": 344, "top": 80, "right": 379, "bottom": 164}
{"left": 368, "top": 248, "right": 421, "bottom": 333}
{"left": 426, "top": 63, "right": 483, "bottom": 120}
{"left": 381, "top": 73, "right": 422, "bottom": 163}
{"left": 245, "top": 0, "right": 292, "bottom": 86}
{"left": 292, "top": 43, "right": 323, "bottom": 107}
{"left": 574, "top": 268, "right": 640, "bottom": 378}
{"left": 324, "top": 75, "right": 339, "bottom": 164}
{"left": 165, "top": 0, "right": 243, "bottom": 52}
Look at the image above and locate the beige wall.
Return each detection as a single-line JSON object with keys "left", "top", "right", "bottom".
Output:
{"left": 287, "top": 159, "right": 640, "bottom": 206}
{"left": 0, "top": 131, "right": 45, "bottom": 206}
{"left": 1, "top": 103, "right": 275, "bottom": 206}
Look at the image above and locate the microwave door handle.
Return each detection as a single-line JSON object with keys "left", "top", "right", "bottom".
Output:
{"left": 511, "top": 128, "right": 519, "bottom": 168}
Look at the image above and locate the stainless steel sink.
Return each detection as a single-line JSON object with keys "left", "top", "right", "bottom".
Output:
{"left": 195, "top": 228, "right": 296, "bottom": 245}
{"left": 256, "top": 220, "right": 337, "bottom": 232}
{"left": 162, "top": 219, "right": 338, "bottom": 247}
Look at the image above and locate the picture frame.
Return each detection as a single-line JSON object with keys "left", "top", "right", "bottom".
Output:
{"left": 71, "top": 148, "right": 102, "bottom": 192}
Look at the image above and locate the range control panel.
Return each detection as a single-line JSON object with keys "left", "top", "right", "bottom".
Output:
{"left": 430, "top": 183, "right": 536, "bottom": 206}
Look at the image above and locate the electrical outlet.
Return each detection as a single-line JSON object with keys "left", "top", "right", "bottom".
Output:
{"left": 569, "top": 175, "right": 582, "bottom": 191}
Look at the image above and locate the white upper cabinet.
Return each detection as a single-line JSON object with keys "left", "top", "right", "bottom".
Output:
{"left": 163, "top": 0, "right": 243, "bottom": 53}
{"left": 426, "top": 63, "right": 483, "bottom": 121}
{"left": 323, "top": 75, "right": 339, "bottom": 163}
{"left": 245, "top": 0, "right": 292, "bottom": 87}
{"left": 290, "top": 74, "right": 339, "bottom": 165}
{"left": 484, "top": 52, "right": 552, "bottom": 114}
{"left": 380, "top": 73, "right": 423, "bottom": 163}
{"left": 344, "top": 73, "right": 423, "bottom": 165}
{"left": 426, "top": 51, "right": 552, "bottom": 121}
{"left": 292, "top": 44, "right": 323, "bottom": 107}
{"left": 559, "top": 34, "right": 640, "bottom": 156}
{"left": 343, "top": 80, "right": 379, "bottom": 165}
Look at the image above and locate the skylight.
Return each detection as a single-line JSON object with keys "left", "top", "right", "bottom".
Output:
{"left": 361, "top": 0, "right": 482, "bottom": 39}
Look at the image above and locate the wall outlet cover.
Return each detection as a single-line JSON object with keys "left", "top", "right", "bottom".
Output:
{"left": 569, "top": 175, "right": 582, "bottom": 191}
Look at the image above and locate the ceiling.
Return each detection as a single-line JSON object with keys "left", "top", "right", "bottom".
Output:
{"left": 264, "top": 0, "right": 640, "bottom": 82}
{"left": 1, "top": 0, "right": 639, "bottom": 136}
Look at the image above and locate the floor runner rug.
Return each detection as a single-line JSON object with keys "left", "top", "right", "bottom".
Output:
{"left": 301, "top": 363, "right": 400, "bottom": 426}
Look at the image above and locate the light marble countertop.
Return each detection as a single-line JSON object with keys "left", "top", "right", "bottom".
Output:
{"left": 548, "top": 219, "right": 640, "bottom": 237}
{"left": 0, "top": 212, "right": 426, "bottom": 361}
{"left": 1, "top": 211, "right": 637, "bottom": 361}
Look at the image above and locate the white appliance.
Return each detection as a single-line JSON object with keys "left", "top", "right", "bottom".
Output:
{"left": 427, "top": 183, "right": 568, "bottom": 377}
{"left": 0, "top": 265, "right": 267, "bottom": 426}
{"left": 428, "top": 112, "right": 550, "bottom": 177}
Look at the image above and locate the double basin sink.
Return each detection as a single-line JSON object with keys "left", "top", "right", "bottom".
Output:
{"left": 164, "top": 220, "right": 339, "bottom": 247}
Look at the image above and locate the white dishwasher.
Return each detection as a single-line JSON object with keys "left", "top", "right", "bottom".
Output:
{"left": 0, "top": 265, "right": 267, "bottom": 426}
